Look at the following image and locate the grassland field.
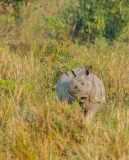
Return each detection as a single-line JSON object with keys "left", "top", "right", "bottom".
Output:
{"left": 1, "top": 0, "right": 129, "bottom": 159}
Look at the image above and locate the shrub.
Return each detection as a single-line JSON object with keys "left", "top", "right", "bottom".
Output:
{"left": 65, "top": 0, "right": 129, "bottom": 43}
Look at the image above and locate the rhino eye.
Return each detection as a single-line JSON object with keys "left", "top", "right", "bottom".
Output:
{"left": 82, "top": 83, "right": 84, "bottom": 85}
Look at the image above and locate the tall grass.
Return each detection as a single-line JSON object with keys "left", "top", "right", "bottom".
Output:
{"left": 1, "top": 0, "right": 129, "bottom": 159}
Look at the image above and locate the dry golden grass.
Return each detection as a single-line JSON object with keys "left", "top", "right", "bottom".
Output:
{"left": 1, "top": 38, "right": 129, "bottom": 159}
{"left": 1, "top": 1, "right": 129, "bottom": 159}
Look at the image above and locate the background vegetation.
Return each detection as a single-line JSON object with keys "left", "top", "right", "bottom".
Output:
{"left": 1, "top": 0, "right": 129, "bottom": 159}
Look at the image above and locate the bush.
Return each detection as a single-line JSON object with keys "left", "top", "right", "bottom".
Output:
{"left": 65, "top": 0, "right": 129, "bottom": 43}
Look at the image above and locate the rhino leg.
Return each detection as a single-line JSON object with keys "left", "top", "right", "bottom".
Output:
{"left": 83, "top": 103, "right": 102, "bottom": 124}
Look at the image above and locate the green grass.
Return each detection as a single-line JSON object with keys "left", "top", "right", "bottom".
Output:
{"left": 1, "top": 40, "right": 129, "bottom": 159}
{"left": 1, "top": 1, "right": 129, "bottom": 159}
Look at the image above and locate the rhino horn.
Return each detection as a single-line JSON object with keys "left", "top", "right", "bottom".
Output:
{"left": 72, "top": 78, "right": 80, "bottom": 85}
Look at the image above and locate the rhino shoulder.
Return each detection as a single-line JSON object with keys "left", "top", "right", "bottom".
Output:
{"left": 56, "top": 73, "right": 75, "bottom": 103}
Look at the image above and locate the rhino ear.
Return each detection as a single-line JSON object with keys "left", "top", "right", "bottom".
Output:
{"left": 85, "top": 65, "right": 92, "bottom": 75}
{"left": 65, "top": 70, "right": 76, "bottom": 77}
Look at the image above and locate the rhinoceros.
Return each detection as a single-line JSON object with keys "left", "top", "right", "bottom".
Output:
{"left": 56, "top": 66, "right": 105, "bottom": 122}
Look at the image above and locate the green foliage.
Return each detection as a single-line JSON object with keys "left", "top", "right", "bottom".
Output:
{"left": 66, "top": 0, "right": 129, "bottom": 42}
{"left": 0, "top": 78, "right": 15, "bottom": 96}
{"left": 1, "top": 0, "right": 129, "bottom": 46}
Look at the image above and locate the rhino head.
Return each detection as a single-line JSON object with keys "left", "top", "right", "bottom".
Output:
{"left": 65, "top": 66, "right": 92, "bottom": 99}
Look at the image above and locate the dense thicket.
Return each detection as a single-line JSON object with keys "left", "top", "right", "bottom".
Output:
{"left": 1, "top": 0, "right": 129, "bottom": 44}
{"left": 66, "top": 0, "right": 129, "bottom": 42}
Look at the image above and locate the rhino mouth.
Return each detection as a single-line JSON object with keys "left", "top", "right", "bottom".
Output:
{"left": 68, "top": 90, "right": 86, "bottom": 99}
{"left": 69, "top": 92, "right": 81, "bottom": 97}
{"left": 69, "top": 89, "right": 81, "bottom": 95}
{"left": 79, "top": 97, "right": 86, "bottom": 103}
{"left": 80, "top": 97, "right": 86, "bottom": 100}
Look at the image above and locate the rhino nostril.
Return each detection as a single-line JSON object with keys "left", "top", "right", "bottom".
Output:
{"left": 75, "top": 86, "right": 78, "bottom": 89}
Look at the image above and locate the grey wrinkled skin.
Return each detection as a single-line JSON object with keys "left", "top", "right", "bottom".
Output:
{"left": 56, "top": 66, "right": 105, "bottom": 123}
